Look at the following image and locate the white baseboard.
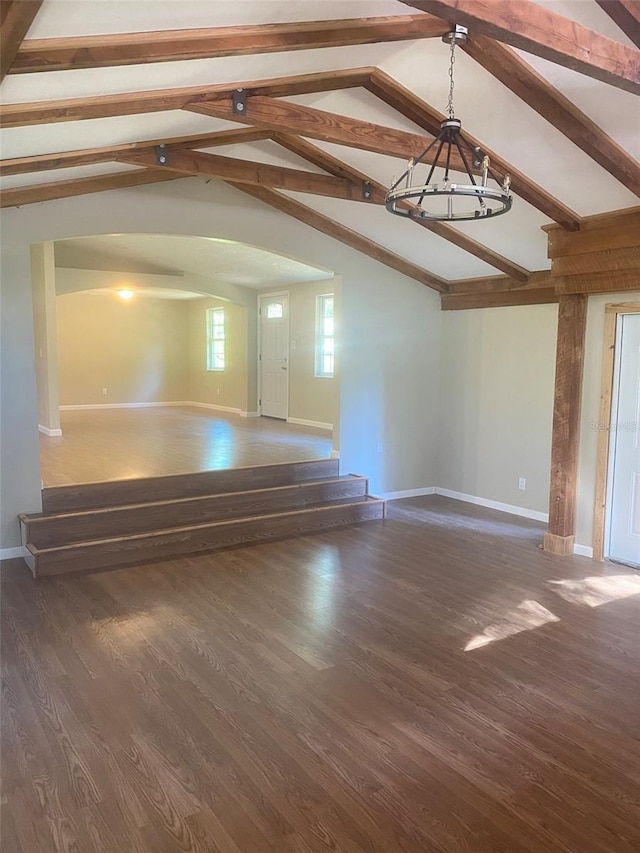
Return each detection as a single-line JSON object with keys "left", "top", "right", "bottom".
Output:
{"left": 379, "top": 486, "right": 437, "bottom": 501}
{"left": 39, "top": 424, "right": 62, "bottom": 436}
{"left": 287, "top": 417, "right": 333, "bottom": 431}
{"left": 59, "top": 401, "right": 259, "bottom": 417}
{"left": 331, "top": 449, "right": 340, "bottom": 459}
{"left": 60, "top": 401, "right": 191, "bottom": 411}
{"left": 188, "top": 401, "right": 243, "bottom": 415}
{"left": 435, "top": 487, "right": 549, "bottom": 523}
{"left": 574, "top": 544, "right": 594, "bottom": 558}
{"left": 0, "top": 546, "right": 28, "bottom": 561}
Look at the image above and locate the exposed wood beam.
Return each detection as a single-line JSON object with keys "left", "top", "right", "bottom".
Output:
{"left": 118, "top": 148, "right": 380, "bottom": 203}
{"left": 447, "top": 269, "right": 552, "bottom": 293}
{"left": 555, "top": 268, "right": 640, "bottom": 295}
{"left": 461, "top": 36, "right": 640, "bottom": 198}
{"left": 595, "top": 0, "right": 640, "bottom": 49}
{"left": 188, "top": 95, "right": 437, "bottom": 160}
{"left": 400, "top": 0, "right": 640, "bottom": 94}
{"left": 228, "top": 182, "right": 448, "bottom": 292}
{"left": 0, "top": 67, "right": 373, "bottom": 127}
{"left": 546, "top": 207, "right": 640, "bottom": 257}
{"left": 273, "top": 133, "right": 531, "bottom": 281}
{"left": 0, "top": 128, "right": 272, "bottom": 177}
{"left": 0, "top": 0, "right": 42, "bottom": 81}
{"left": 543, "top": 294, "right": 588, "bottom": 556}
{"left": 366, "top": 69, "right": 582, "bottom": 230}
{"left": 0, "top": 169, "right": 182, "bottom": 208}
{"left": 441, "top": 287, "right": 558, "bottom": 310}
{"left": 189, "top": 93, "right": 580, "bottom": 230}
{"left": 10, "top": 15, "right": 449, "bottom": 73}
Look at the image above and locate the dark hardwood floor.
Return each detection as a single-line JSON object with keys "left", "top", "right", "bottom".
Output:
{"left": 2, "top": 495, "right": 640, "bottom": 852}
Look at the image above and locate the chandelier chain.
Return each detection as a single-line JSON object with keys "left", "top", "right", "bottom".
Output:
{"left": 447, "top": 37, "right": 456, "bottom": 119}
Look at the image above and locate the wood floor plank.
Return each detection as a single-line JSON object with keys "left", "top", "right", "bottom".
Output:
{"left": 2, "top": 495, "right": 640, "bottom": 852}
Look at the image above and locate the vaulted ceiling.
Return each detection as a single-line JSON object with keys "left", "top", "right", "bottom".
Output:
{"left": 1, "top": 0, "right": 639, "bottom": 297}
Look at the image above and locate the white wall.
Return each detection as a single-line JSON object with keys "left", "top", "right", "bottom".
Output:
{"left": 0, "top": 178, "right": 441, "bottom": 550}
{"left": 438, "top": 304, "right": 558, "bottom": 516}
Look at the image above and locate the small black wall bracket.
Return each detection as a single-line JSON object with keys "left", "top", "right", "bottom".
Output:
{"left": 155, "top": 144, "right": 168, "bottom": 166}
{"left": 362, "top": 181, "right": 372, "bottom": 200}
{"left": 233, "top": 88, "right": 247, "bottom": 115}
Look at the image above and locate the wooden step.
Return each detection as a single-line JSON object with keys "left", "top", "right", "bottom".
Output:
{"left": 41, "top": 458, "right": 339, "bottom": 514}
{"left": 22, "top": 476, "right": 367, "bottom": 548}
{"left": 26, "top": 497, "right": 385, "bottom": 578}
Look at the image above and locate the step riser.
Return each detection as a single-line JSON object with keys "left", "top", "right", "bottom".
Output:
{"left": 31, "top": 501, "right": 385, "bottom": 577}
{"left": 26, "top": 479, "right": 368, "bottom": 548}
{"left": 42, "top": 458, "right": 340, "bottom": 514}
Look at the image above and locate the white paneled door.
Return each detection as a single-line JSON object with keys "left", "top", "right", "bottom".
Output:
{"left": 606, "top": 312, "right": 640, "bottom": 568}
{"left": 259, "top": 294, "right": 289, "bottom": 420}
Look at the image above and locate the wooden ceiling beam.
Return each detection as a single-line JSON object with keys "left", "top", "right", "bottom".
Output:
{"left": 441, "top": 287, "right": 558, "bottom": 310}
{"left": 447, "top": 269, "right": 552, "bottom": 293}
{"left": 118, "top": 147, "right": 381, "bottom": 203}
{"left": 461, "top": 36, "right": 640, "bottom": 197}
{"left": 228, "top": 182, "right": 449, "bottom": 292}
{"left": 366, "top": 69, "right": 582, "bottom": 230}
{"left": 0, "top": 0, "right": 43, "bottom": 82}
{"left": 0, "top": 168, "right": 182, "bottom": 208}
{"left": 0, "top": 128, "right": 272, "bottom": 177}
{"left": 273, "top": 132, "right": 531, "bottom": 281}
{"left": 595, "top": 0, "right": 640, "bottom": 49}
{"left": 10, "top": 15, "right": 449, "bottom": 73}
{"left": 188, "top": 95, "right": 439, "bottom": 161}
{"left": 188, "top": 94, "right": 579, "bottom": 229}
{"left": 400, "top": 0, "right": 640, "bottom": 94}
{"left": 0, "top": 67, "right": 373, "bottom": 127}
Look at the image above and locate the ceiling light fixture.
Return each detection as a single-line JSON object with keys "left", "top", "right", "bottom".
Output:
{"left": 386, "top": 26, "right": 512, "bottom": 222}
{"left": 117, "top": 289, "right": 134, "bottom": 300}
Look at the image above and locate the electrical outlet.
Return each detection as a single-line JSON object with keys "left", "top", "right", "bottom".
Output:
{"left": 216, "top": 388, "right": 220, "bottom": 396}
{"left": 377, "top": 441, "right": 384, "bottom": 453}
{"left": 102, "top": 388, "right": 108, "bottom": 396}
{"left": 518, "top": 477, "right": 526, "bottom": 491}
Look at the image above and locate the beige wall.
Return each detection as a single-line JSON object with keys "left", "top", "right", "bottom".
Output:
{"left": 188, "top": 297, "right": 249, "bottom": 412}
{"left": 31, "top": 242, "right": 60, "bottom": 431}
{"left": 56, "top": 292, "right": 190, "bottom": 406}
{"left": 439, "top": 304, "right": 558, "bottom": 516}
{"left": 576, "top": 290, "right": 640, "bottom": 551}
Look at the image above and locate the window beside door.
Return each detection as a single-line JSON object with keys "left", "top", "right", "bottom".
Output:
{"left": 206, "top": 308, "right": 225, "bottom": 371}
{"left": 315, "top": 294, "right": 334, "bottom": 378}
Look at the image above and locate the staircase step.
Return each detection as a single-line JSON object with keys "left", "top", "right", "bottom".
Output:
{"left": 26, "top": 497, "right": 385, "bottom": 578}
{"left": 41, "top": 458, "right": 339, "bottom": 514}
{"left": 22, "top": 476, "right": 367, "bottom": 548}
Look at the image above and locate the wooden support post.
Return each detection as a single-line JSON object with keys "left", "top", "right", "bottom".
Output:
{"left": 544, "top": 294, "right": 588, "bottom": 555}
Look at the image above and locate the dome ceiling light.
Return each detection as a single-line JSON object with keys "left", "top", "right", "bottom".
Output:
{"left": 386, "top": 26, "right": 512, "bottom": 223}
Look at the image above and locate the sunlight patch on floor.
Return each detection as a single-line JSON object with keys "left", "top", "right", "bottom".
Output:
{"left": 464, "top": 600, "right": 560, "bottom": 651}
{"left": 547, "top": 574, "right": 640, "bottom": 607}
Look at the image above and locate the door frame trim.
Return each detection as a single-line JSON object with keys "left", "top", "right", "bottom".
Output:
{"left": 592, "top": 301, "right": 640, "bottom": 561}
{"left": 257, "top": 290, "right": 290, "bottom": 419}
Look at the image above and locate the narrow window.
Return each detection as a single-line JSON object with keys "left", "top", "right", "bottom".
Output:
{"left": 206, "top": 308, "right": 225, "bottom": 371}
{"left": 315, "top": 294, "right": 334, "bottom": 378}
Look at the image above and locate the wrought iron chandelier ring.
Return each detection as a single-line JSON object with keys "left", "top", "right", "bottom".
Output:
{"left": 386, "top": 26, "right": 513, "bottom": 223}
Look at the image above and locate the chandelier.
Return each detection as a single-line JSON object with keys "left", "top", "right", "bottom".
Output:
{"left": 386, "top": 26, "right": 512, "bottom": 222}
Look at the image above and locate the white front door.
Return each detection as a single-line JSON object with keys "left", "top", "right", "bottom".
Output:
{"left": 606, "top": 312, "right": 640, "bottom": 568}
{"left": 259, "top": 294, "right": 289, "bottom": 420}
